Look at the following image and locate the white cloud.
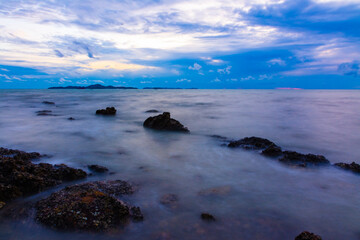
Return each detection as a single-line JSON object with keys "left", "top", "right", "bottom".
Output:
{"left": 188, "top": 63, "right": 202, "bottom": 70}
{"left": 217, "top": 66, "right": 232, "bottom": 74}
{"left": 211, "top": 77, "right": 221, "bottom": 82}
{"left": 176, "top": 78, "right": 191, "bottom": 82}
{"left": 241, "top": 76, "right": 255, "bottom": 81}
{"left": 268, "top": 58, "right": 286, "bottom": 66}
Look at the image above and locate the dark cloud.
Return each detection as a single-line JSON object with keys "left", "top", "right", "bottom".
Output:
{"left": 73, "top": 41, "right": 94, "bottom": 58}
{"left": 54, "top": 49, "right": 64, "bottom": 57}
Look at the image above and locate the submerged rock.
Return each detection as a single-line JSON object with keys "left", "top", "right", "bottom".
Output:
{"left": 279, "top": 151, "right": 330, "bottom": 167}
{"left": 228, "top": 137, "right": 277, "bottom": 150}
{"left": 201, "top": 213, "right": 216, "bottom": 221}
{"left": 295, "top": 231, "right": 322, "bottom": 240}
{"left": 42, "top": 101, "right": 55, "bottom": 105}
{"left": 160, "top": 194, "right": 179, "bottom": 208}
{"left": 0, "top": 148, "right": 86, "bottom": 203}
{"left": 36, "top": 180, "right": 142, "bottom": 231}
{"left": 36, "top": 110, "right": 56, "bottom": 116}
{"left": 88, "top": 164, "right": 109, "bottom": 173}
{"left": 334, "top": 162, "right": 360, "bottom": 174}
{"left": 143, "top": 112, "right": 189, "bottom": 132}
{"left": 68, "top": 117, "right": 75, "bottom": 120}
{"left": 95, "top": 107, "right": 116, "bottom": 115}
{"left": 198, "top": 186, "right": 232, "bottom": 196}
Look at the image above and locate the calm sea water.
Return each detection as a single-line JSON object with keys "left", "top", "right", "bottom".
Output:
{"left": 0, "top": 89, "right": 359, "bottom": 240}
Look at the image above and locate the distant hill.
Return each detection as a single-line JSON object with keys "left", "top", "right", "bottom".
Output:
{"left": 48, "top": 84, "right": 137, "bottom": 89}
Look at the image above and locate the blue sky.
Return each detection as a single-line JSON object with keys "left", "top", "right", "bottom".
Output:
{"left": 0, "top": 0, "right": 360, "bottom": 89}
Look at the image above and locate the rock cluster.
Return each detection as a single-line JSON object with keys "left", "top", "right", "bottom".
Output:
{"left": 36, "top": 180, "right": 142, "bottom": 231}
{"left": 95, "top": 107, "right": 116, "bottom": 115}
{"left": 143, "top": 112, "right": 189, "bottom": 132}
{"left": 88, "top": 164, "right": 109, "bottom": 173}
{"left": 334, "top": 162, "right": 360, "bottom": 174}
{"left": 0, "top": 148, "right": 86, "bottom": 204}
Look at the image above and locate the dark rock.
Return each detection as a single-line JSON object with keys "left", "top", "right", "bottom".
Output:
{"left": 160, "top": 194, "right": 179, "bottom": 208}
{"left": 201, "top": 213, "right": 216, "bottom": 221}
{"left": 279, "top": 151, "right": 330, "bottom": 167}
{"left": 0, "top": 201, "right": 5, "bottom": 209}
{"left": 145, "top": 109, "right": 159, "bottom": 113}
{"left": 88, "top": 165, "right": 109, "bottom": 173}
{"left": 295, "top": 231, "right": 322, "bottom": 240}
{"left": 96, "top": 107, "right": 116, "bottom": 115}
{"left": 262, "top": 144, "right": 283, "bottom": 157}
{"left": 42, "top": 101, "right": 55, "bottom": 105}
{"left": 0, "top": 148, "right": 86, "bottom": 203}
{"left": 334, "top": 162, "right": 360, "bottom": 174}
{"left": 198, "top": 186, "right": 232, "bottom": 196}
{"left": 36, "top": 110, "right": 55, "bottom": 116}
{"left": 228, "top": 137, "right": 277, "bottom": 150}
{"left": 35, "top": 180, "right": 141, "bottom": 231}
{"left": 68, "top": 117, "right": 75, "bottom": 120}
{"left": 209, "top": 135, "right": 228, "bottom": 140}
{"left": 143, "top": 112, "right": 189, "bottom": 132}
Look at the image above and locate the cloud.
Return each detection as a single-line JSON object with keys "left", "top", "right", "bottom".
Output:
{"left": 80, "top": 60, "right": 158, "bottom": 72}
{"left": 54, "top": 50, "right": 64, "bottom": 58}
{"left": 268, "top": 58, "right": 286, "bottom": 66}
{"left": 59, "top": 77, "right": 72, "bottom": 84}
{"left": 211, "top": 77, "right": 221, "bottom": 82}
{"left": 217, "top": 66, "right": 232, "bottom": 74}
{"left": 338, "top": 61, "right": 360, "bottom": 77}
{"left": 188, "top": 63, "right": 202, "bottom": 70}
{"left": 176, "top": 78, "right": 191, "bottom": 82}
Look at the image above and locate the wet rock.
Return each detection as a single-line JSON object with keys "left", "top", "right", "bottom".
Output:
{"left": 201, "top": 213, "right": 215, "bottom": 221}
{"left": 42, "top": 101, "right": 55, "bottom": 105}
{"left": 209, "top": 135, "right": 228, "bottom": 140}
{"left": 295, "top": 231, "right": 322, "bottom": 240}
{"left": 68, "top": 117, "right": 75, "bottom": 120}
{"left": 36, "top": 110, "right": 57, "bottom": 116}
{"left": 0, "top": 148, "right": 86, "bottom": 204}
{"left": 0, "top": 201, "right": 5, "bottom": 209}
{"left": 143, "top": 112, "right": 189, "bottom": 132}
{"left": 0, "top": 147, "right": 41, "bottom": 161}
{"left": 334, "top": 162, "right": 360, "bottom": 174}
{"left": 262, "top": 144, "right": 283, "bottom": 157}
{"left": 88, "top": 165, "right": 109, "bottom": 173}
{"left": 36, "top": 180, "right": 142, "bottom": 231}
{"left": 95, "top": 107, "right": 116, "bottom": 115}
{"left": 145, "top": 109, "right": 159, "bottom": 113}
{"left": 228, "top": 137, "right": 277, "bottom": 150}
{"left": 160, "top": 194, "right": 179, "bottom": 208}
{"left": 279, "top": 151, "right": 330, "bottom": 167}
{"left": 198, "top": 186, "right": 232, "bottom": 196}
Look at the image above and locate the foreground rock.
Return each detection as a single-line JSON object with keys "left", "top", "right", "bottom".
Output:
{"left": 88, "top": 164, "right": 109, "bottom": 173}
{"left": 228, "top": 137, "right": 277, "bottom": 150}
{"left": 160, "top": 193, "right": 179, "bottom": 209}
{"left": 295, "top": 231, "right": 322, "bottom": 240}
{"left": 143, "top": 112, "right": 189, "bottom": 132}
{"left": 36, "top": 180, "right": 143, "bottom": 231}
{"left": 334, "top": 162, "right": 360, "bottom": 174}
{"left": 96, "top": 107, "right": 116, "bottom": 115}
{"left": 0, "top": 148, "right": 86, "bottom": 204}
{"left": 279, "top": 151, "right": 330, "bottom": 167}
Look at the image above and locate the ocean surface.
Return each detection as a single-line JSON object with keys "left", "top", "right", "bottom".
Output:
{"left": 0, "top": 89, "right": 359, "bottom": 240}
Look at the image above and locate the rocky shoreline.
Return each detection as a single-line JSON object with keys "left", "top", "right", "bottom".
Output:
{"left": 1, "top": 106, "right": 359, "bottom": 238}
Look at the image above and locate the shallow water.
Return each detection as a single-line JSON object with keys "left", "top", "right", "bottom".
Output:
{"left": 0, "top": 89, "right": 359, "bottom": 240}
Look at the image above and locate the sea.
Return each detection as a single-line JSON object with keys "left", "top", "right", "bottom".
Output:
{"left": 0, "top": 89, "right": 359, "bottom": 240}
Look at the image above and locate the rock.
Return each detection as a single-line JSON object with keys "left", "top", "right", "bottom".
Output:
{"left": 36, "top": 110, "right": 57, "bottom": 116}
{"left": 262, "top": 144, "right": 283, "bottom": 157}
{"left": 0, "top": 201, "right": 5, "bottom": 209}
{"left": 160, "top": 194, "right": 179, "bottom": 208}
{"left": 88, "top": 165, "right": 109, "bottom": 173}
{"left": 145, "top": 109, "right": 159, "bottom": 113}
{"left": 279, "top": 151, "right": 330, "bottom": 167}
{"left": 42, "top": 101, "right": 55, "bottom": 105}
{"left": 96, "top": 107, "right": 116, "bottom": 115}
{"left": 35, "top": 180, "right": 142, "bottom": 231}
{"left": 295, "top": 231, "right": 322, "bottom": 240}
{"left": 68, "top": 117, "right": 75, "bottom": 120}
{"left": 228, "top": 137, "right": 277, "bottom": 150}
{"left": 143, "top": 112, "right": 189, "bottom": 132}
{"left": 198, "top": 186, "right": 232, "bottom": 196}
{"left": 0, "top": 148, "right": 86, "bottom": 204}
{"left": 201, "top": 213, "right": 215, "bottom": 221}
{"left": 334, "top": 162, "right": 360, "bottom": 174}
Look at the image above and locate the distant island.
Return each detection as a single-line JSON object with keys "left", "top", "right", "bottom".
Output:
{"left": 48, "top": 84, "right": 138, "bottom": 89}
{"left": 49, "top": 84, "right": 198, "bottom": 90}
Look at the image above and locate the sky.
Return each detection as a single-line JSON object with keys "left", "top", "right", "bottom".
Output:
{"left": 0, "top": 0, "right": 360, "bottom": 89}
